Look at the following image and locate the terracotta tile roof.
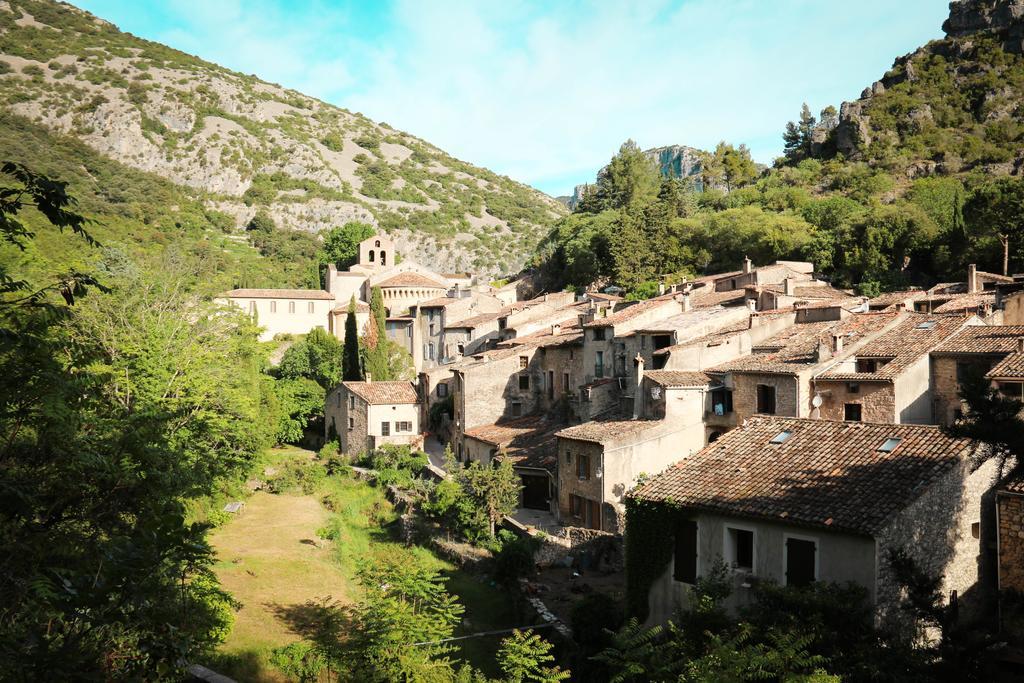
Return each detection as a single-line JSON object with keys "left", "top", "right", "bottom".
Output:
{"left": 583, "top": 295, "right": 679, "bottom": 328}
{"left": 464, "top": 415, "right": 563, "bottom": 474}
{"left": 585, "top": 291, "right": 624, "bottom": 302}
{"left": 932, "top": 325, "right": 1024, "bottom": 355}
{"left": 1000, "top": 474, "right": 1024, "bottom": 494}
{"left": 417, "top": 296, "right": 460, "bottom": 308}
{"left": 928, "top": 282, "right": 967, "bottom": 295}
{"left": 819, "top": 314, "right": 967, "bottom": 381}
{"left": 712, "top": 312, "right": 900, "bottom": 375}
{"left": 644, "top": 370, "right": 712, "bottom": 388}
{"left": 342, "top": 381, "right": 419, "bottom": 405}
{"left": 933, "top": 292, "right": 996, "bottom": 314}
{"left": 556, "top": 418, "right": 665, "bottom": 445}
{"left": 376, "top": 272, "right": 447, "bottom": 289}
{"left": 331, "top": 301, "right": 371, "bottom": 314}
{"left": 760, "top": 284, "right": 854, "bottom": 301}
{"left": 867, "top": 289, "right": 926, "bottom": 308}
{"left": 446, "top": 309, "right": 508, "bottom": 330}
{"left": 988, "top": 352, "right": 1024, "bottom": 379}
{"left": 225, "top": 288, "right": 334, "bottom": 300}
{"left": 691, "top": 288, "right": 747, "bottom": 308}
{"left": 630, "top": 417, "right": 974, "bottom": 535}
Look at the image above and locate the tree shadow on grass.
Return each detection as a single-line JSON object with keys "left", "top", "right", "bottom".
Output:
{"left": 267, "top": 596, "right": 347, "bottom": 639}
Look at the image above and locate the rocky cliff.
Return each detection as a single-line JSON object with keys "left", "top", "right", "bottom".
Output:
{"left": 0, "top": 0, "right": 565, "bottom": 275}
{"left": 833, "top": 0, "right": 1024, "bottom": 178}
{"left": 566, "top": 144, "right": 707, "bottom": 210}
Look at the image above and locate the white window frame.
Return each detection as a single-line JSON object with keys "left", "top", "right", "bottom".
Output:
{"left": 723, "top": 523, "right": 757, "bottom": 574}
{"left": 782, "top": 532, "right": 819, "bottom": 586}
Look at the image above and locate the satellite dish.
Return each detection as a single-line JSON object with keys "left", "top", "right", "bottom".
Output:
{"left": 811, "top": 394, "right": 823, "bottom": 408}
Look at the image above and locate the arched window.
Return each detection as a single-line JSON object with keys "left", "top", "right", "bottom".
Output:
{"left": 380, "top": 251, "right": 387, "bottom": 266}
{"left": 375, "top": 240, "right": 381, "bottom": 247}
{"left": 369, "top": 250, "right": 375, "bottom": 262}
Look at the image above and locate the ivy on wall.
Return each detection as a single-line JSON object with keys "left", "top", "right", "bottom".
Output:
{"left": 624, "top": 496, "right": 687, "bottom": 620}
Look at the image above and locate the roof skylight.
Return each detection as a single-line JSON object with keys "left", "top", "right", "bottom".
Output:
{"left": 770, "top": 430, "right": 793, "bottom": 444}
{"left": 878, "top": 437, "right": 902, "bottom": 452}
{"left": 915, "top": 321, "right": 936, "bottom": 330}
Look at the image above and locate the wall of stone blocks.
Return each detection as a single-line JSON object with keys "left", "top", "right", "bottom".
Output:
{"left": 999, "top": 493, "right": 1024, "bottom": 593}
{"left": 815, "top": 380, "right": 896, "bottom": 423}
{"left": 731, "top": 373, "right": 799, "bottom": 422}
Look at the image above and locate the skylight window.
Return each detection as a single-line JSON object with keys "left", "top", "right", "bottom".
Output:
{"left": 770, "top": 430, "right": 793, "bottom": 444}
{"left": 915, "top": 321, "right": 936, "bottom": 330}
{"left": 878, "top": 437, "right": 902, "bottom": 452}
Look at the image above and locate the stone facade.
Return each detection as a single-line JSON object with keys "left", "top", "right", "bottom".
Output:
{"left": 729, "top": 372, "right": 801, "bottom": 421}
{"left": 326, "top": 384, "right": 421, "bottom": 456}
{"left": 998, "top": 492, "right": 1024, "bottom": 593}
{"left": 814, "top": 379, "right": 896, "bottom": 423}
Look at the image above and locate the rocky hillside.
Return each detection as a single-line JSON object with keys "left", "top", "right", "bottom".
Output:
{"left": 566, "top": 144, "right": 707, "bottom": 209}
{"left": 0, "top": 0, "right": 565, "bottom": 275}
{"left": 831, "top": 0, "right": 1024, "bottom": 180}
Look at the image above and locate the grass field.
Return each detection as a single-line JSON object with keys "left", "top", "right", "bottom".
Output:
{"left": 206, "top": 447, "right": 521, "bottom": 681}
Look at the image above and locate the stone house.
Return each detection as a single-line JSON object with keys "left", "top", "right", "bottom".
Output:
{"left": 555, "top": 369, "right": 710, "bottom": 533}
{"left": 705, "top": 309, "right": 903, "bottom": 433}
{"left": 221, "top": 288, "right": 336, "bottom": 341}
{"left": 462, "top": 414, "right": 563, "bottom": 512}
{"left": 812, "top": 314, "right": 976, "bottom": 425}
{"left": 930, "top": 324, "right": 1024, "bottom": 426}
{"left": 629, "top": 417, "right": 1001, "bottom": 633}
{"left": 411, "top": 293, "right": 504, "bottom": 368}
{"left": 652, "top": 311, "right": 797, "bottom": 372}
{"left": 710, "top": 258, "right": 815, "bottom": 295}
{"left": 866, "top": 289, "right": 927, "bottom": 312}
{"left": 325, "top": 379, "right": 422, "bottom": 456}
{"left": 997, "top": 476, "right": 1024, "bottom": 601}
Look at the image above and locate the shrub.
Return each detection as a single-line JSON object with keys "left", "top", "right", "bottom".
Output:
{"left": 492, "top": 529, "right": 540, "bottom": 585}
{"left": 267, "top": 458, "right": 327, "bottom": 495}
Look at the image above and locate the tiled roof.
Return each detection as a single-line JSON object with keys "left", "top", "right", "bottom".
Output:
{"left": 760, "top": 284, "right": 854, "bottom": 301}
{"left": 556, "top": 418, "right": 664, "bottom": 445}
{"left": 630, "top": 417, "right": 973, "bottom": 535}
{"left": 644, "top": 370, "right": 712, "bottom": 388}
{"left": 376, "top": 272, "right": 447, "bottom": 289}
{"left": 465, "top": 415, "right": 563, "bottom": 474}
{"left": 712, "top": 312, "right": 900, "bottom": 375}
{"left": 225, "top": 288, "right": 334, "bottom": 300}
{"left": 988, "top": 352, "right": 1024, "bottom": 379}
{"left": 867, "top": 289, "right": 926, "bottom": 308}
{"left": 1001, "top": 474, "right": 1024, "bottom": 494}
{"left": 446, "top": 309, "right": 508, "bottom": 330}
{"left": 933, "top": 292, "right": 996, "bottom": 314}
{"left": 928, "top": 282, "right": 967, "bottom": 295}
{"left": 418, "top": 297, "right": 460, "bottom": 308}
{"left": 932, "top": 325, "right": 1024, "bottom": 354}
{"left": 342, "top": 381, "right": 419, "bottom": 405}
{"left": 585, "top": 291, "right": 624, "bottom": 302}
{"left": 331, "top": 301, "right": 371, "bottom": 314}
{"left": 583, "top": 295, "right": 678, "bottom": 328}
{"left": 819, "top": 314, "right": 967, "bottom": 381}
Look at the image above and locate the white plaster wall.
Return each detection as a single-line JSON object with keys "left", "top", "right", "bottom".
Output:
{"left": 228, "top": 297, "right": 332, "bottom": 341}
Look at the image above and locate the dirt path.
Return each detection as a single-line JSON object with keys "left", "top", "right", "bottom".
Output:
{"left": 210, "top": 491, "right": 351, "bottom": 660}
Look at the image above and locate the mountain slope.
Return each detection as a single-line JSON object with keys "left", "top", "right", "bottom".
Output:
{"left": 0, "top": 0, "right": 565, "bottom": 276}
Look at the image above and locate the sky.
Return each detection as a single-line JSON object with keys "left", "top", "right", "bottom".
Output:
{"left": 74, "top": 0, "right": 950, "bottom": 197}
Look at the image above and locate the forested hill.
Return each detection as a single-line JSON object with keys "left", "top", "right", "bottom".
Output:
{"left": 537, "top": 0, "right": 1024, "bottom": 299}
{"left": 0, "top": 0, "right": 565, "bottom": 279}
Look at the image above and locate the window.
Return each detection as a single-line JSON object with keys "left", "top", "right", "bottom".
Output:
{"left": 971, "top": 522, "right": 980, "bottom": 539}
{"left": 570, "top": 495, "right": 600, "bottom": 529}
{"left": 673, "top": 519, "right": 698, "bottom": 584}
{"left": 380, "top": 251, "right": 386, "bottom": 266}
{"left": 369, "top": 250, "right": 375, "bottom": 262}
{"left": 288, "top": 301, "right": 296, "bottom": 314}
{"left": 350, "top": 395, "right": 355, "bottom": 410}
{"left": 756, "top": 384, "right": 776, "bottom": 415}
{"left": 428, "top": 342, "right": 435, "bottom": 360}
{"left": 726, "top": 527, "right": 754, "bottom": 572}
{"left": 565, "top": 449, "right": 572, "bottom": 464}
{"left": 270, "top": 300, "right": 277, "bottom": 313}
{"left": 563, "top": 372, "right": 570, "bottom": 392}
{"left": 396, "top": 421, "right": 412, "bottom": 432}
{"left": 375, "top": 240, "right": 381, "bottom": 247}
{"left": 711, "top": 388, "right": 733, "bottom": 415}
{"left": 878, "top": 437, "right": 902, "bottom": 452}
{"left": 785, "top": 536, "right": 817, "bottom": 587}
{"left": 915, "top": 320, "right": 936, "bottom": 330}
{"left": 348, "top": 417, "right": 354, "bottom": 430}
{"left": 593, "top": 328, "right": 606, "bottom": 341}
{"left": 769, "top": 430, "right": 792, "bottom": 444}
{"left": 547, "top": 371, "right": 554, "bottom": 399}
{"left": 957, "top": 361, "right": 988, "bottom": 385}
{"left": 381, "top": 422, "right": 390, "bottom": 436}
{"left": 856, "top": 358, "right": 876, "bottom": 373}
{"left": 429, "top": 322, "right": 436, "bottom": 336}
{"left": 640, "top": 335, "right": 647, "bottom": 348}
{"left": 519, "top": 374, "right": 530, "bottom": 391}
{"left": 498, "top": 317, "right": 507, "bottom": 331}
{"left": 595, "top": 351, "right": 605, "bottom": 378}
{"left": 576, "top": 453, "right": 591, "bottom": 480}
{"left": 519, "top": 356, "right": 528, "bottom": 369}
{"left": 437, "top": 383, "right": 448, "bottom": 398}
{"left": 457, "top": 342, "right": 465, "bottom": 355}
{"left": 847, "top": 382, "right": 859, "bottom": 394}
{"left": 844, "top": 403, "right": 862, "bottom": 421}
{"left": 511, "top": 402, "right": 522, "bottom": 417}
{"left": 248, "top": 301, "right": 256, "bottom": 314}
{"left": 308, "top": 302, "right": 315, "bottom": 313}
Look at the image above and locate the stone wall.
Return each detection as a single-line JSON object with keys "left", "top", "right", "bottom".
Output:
{"left": 931, "top": 356, "right": 963, "bottom": 427}
{"left": 815, "top": 380, "right": 896, "bottom": 423}
{"left": 999, "top": 492, "right": 1024, "bottom": 592}
{"left": 557, "top": 439, "right": 605, "bottom": 527}
{"left": 731, "top": 372, "right": 799, "bottom": 422}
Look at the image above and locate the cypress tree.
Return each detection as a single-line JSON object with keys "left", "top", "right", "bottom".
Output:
{"left": 370, "top": 285, "right": 386, "bottom": 337}
{"left": 343, "top": 295, "right": 363, "bottom": 381}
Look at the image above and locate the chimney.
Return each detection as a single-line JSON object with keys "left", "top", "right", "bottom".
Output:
{"left": 632, "top": 354, "right": 645, "bottom": 419}
{"left": 968, "top": 263, "right": 978, "bottom": 294}
{"left": 551, "top": 323, "right": 561, "bottom": 336}
{"left": 784, "top": 277, "right": 797, "bottom": 296}
{"left": 816, "top": 340, "right": 831, "bottom": 363}
{"left": 325, "top": 264, "right": 337, "bottom": 294}
{"left": 746, "top": 298, "right": 757, "bottom": 313}
{"left": 1018, "top": 337, "right": 1024, "bottom": 353}
{"left": 749, "top": 313, "right": 760, "bottom": 329}
{"left": 678, "top": 293, "right": 692, "bottom": 312}
{"left": 832, "top": 333, "right": 843, "bottom": 354}
{"left": 743, "top": 256, "right": 753, "bottom": 274}
{"left": 658, "top": 282, "right": 666, "bottom": 296}
{"left": 365, "top": 372, "right": 372, "bottom": 383}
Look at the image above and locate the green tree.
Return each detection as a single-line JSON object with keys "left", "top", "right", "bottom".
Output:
{"left": 317, "top": 221, "right": 375, "bottom": 272}
{"left": 277, "top": 327, "right": 343, "bottom": 389}
{"left": 498, "top": 629, "right": 570, "bottom": 683}
{"left": 582, "top": 140, "right": 660, "bottom": 214}
{"left": 783, "top": 103, "right": 817, "bottom": 160}
{"left": 274, "top": 376, "right": 325, "bottom": 444}
{"left": 362, "top": 285, "right": 414, "bottom": 381}
{"left": 456, "top": 458, "right": 522, "bottom": 537}
{"left": 965, "top": 176, "right": 1024, "bottom": 275}
{"left": 343, "top": 295, "right": 363, "bottom": 381}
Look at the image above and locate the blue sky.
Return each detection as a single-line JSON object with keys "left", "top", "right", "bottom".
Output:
{"left": 75, "top": 0, "right": 949, "bottom": 196}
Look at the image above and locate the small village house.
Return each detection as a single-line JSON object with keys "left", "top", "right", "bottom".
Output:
{"left": 325, "top": 379, "right": 422, "bottom": 455}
